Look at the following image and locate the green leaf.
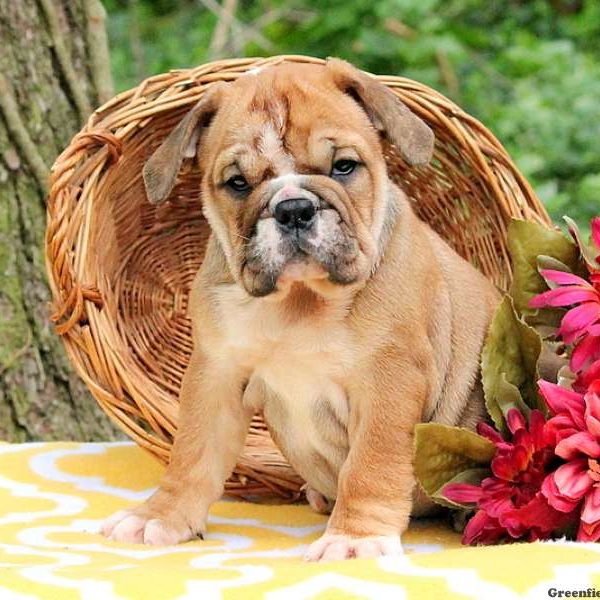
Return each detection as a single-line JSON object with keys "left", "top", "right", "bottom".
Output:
{"left": 564, "top": 216, "right": 600, "bottom": 270}
{"left": 523, "top": 306, "right": 567, "bottom": 336}
{"left": 495, "top": 372, "right": 532, "bottom": 417}
{"left": 481, "top": 296, "right": 545, "bottom": 432}
{"left": 557, "top": 365, "right": 577, "bottom": 390}
{"left": 414, "top": 423, "right": 495, "bottom": 506}
{"left": 538, "top": 341, "right": 569, "bottom": 383}
{"left": 507, "top": 219, "right": 580, "bottom": 319}
{"left": 432, "top": 467, "right": 490, "bottom": 509}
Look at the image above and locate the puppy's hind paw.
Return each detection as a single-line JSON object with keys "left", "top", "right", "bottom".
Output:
{"left": 304, "top": 533, "right": 403, "bottom": 562}
{"left": 304, "top": 486, "right": 334, "bottom": 515}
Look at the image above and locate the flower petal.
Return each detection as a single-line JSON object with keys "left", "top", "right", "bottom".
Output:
{"left": 542, "top": 472, "right": 581, "bottom": 512}
{"left": 586, "top": 415, "right": 600, "bottom": 440}
{"left": 443, "top": 483, "right": 483, "bottom": 505}
{"left": 492, "top": 446, "right": 529, "bottom": 481}
{"left": 546, "top": 413, "right": 579, "bottom": 442}
{"left": 501, "top": 493, "right": 575, "bottom": 540}
{"left": 480, "top": 490, "right": 514, "bottom": 519}
{"left": 513, "top": 429, "right": 534, "bottom": 453}
{"left": 555, "top": 431, "right": 600, "bottom": 460}
{"left": 578, "top": 485, "right": 600, "bottom": 542}
{"left": 575, "top": 360, "right": 600, "bottom": 392}
{"left": 507, "top": 409, "right": 526, "bottom": 435}
{"left": 559, "top": 302, "right": 600, "bottom": 342}
{"left": 476, "top": 421, "right": 504, "bottom": 444}
{"left": 581, "top": 485, "right": 600, "bottom": 526}
{"left": 539, "top": 269, "right": 591, "bottom": 287}
{"left": 554, "top": 459, "right": 594, "bottom": 501}
{"left": 578, "top": 520, "right": 600, "bottom": 543}
{"left": 529, "top": 287, "right": 598, "bottom": 309}
{"left": 571, "top": 333, "right": 600, "bottom": 372}
{"left": 538, "top": 380, "right": 585, "bottom": 428}
{"left": 529, "top": 409, "right": 550, "bottom": 450}
{"left": 463, "top": 510, "right": 504, "bottom": 545}
{"left": 583, "top": 392, "right": 600, "bottom": 439}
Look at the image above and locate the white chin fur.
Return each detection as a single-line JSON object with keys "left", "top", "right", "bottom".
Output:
{"left": 278, "top": 261, "right": 327, "bottom": 283}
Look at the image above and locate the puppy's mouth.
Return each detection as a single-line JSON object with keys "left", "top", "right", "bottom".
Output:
{"left": 241, "top": 201, "right": 361, "bottom": 298}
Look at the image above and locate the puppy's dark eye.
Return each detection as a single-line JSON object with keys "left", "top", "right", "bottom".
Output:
{"left": 331, "top": 159, "right": 358, "bottom": 177}
{"left": 226, "top": 175, "right": 251, "bottom": 193}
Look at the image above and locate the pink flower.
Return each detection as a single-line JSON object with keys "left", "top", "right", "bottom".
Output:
{"left": 529, "top": 270, "right": 600, "bottom": 346}
{"left": 576, "top": 359, "right": 600, "bottom": 393}
{"left": 539, "top": 379, "right": 600, "bottom": 541}
{"left": 443, "top": 409, "right": 574, "bottom": 544}
{"left": 443, "top": 217, "right": 600, "bottom": 546}
{"left": 529, "top": 218, "right": 600, "bottom": 377}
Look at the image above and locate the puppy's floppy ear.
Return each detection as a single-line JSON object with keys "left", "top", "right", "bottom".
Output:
{"left": 143, "top": 82, "right": 226, "bottom": 205}
{"left": 325, "top": 58, "right": 434, "bottom": 166}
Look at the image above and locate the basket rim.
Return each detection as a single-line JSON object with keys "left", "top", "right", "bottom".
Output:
{"left": 51, "top": 54, "right": 549, "bottom": 225}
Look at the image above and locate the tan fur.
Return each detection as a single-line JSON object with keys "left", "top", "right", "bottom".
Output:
{"left": 103, "top": 60, "right": 500, "bottom": 560}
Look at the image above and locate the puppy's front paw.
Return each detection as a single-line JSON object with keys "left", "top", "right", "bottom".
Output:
{"left": 101, "top": 506, "right": 201, "bottom": 546}
{"left": 304, "top": 533, "right": 403, "bottom": 561}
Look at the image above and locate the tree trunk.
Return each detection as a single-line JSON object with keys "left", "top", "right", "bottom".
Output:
{"left": 0, "top": 0, "right": 119, "bottom": 441}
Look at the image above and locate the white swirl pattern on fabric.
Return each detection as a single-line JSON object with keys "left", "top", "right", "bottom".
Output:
{"left": 0, "top": 442, "right": 599, "bottom": 599}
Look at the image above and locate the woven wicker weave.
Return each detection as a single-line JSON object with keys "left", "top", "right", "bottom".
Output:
{"left": 45, "top": 55, "right": 550, "bottom": 500}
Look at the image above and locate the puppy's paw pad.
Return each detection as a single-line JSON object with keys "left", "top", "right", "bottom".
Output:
{"left": 304, "top": 533, "right": 403, "bottom": 562}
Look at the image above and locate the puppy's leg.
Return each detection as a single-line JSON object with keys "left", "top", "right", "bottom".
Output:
{"left": 102, "top": 352, "right": 251, "bottom": 545}
{"left": 305, "top": 346, "right": 429, "bottom": 561}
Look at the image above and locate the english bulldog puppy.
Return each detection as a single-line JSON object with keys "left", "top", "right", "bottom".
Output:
{"left": 102, "top": 59, "right": 500, "bottom": 560}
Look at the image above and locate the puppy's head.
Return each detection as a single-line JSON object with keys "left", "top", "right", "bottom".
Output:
{"left": 144, "top": 59, "right": 434, "bottom": 298}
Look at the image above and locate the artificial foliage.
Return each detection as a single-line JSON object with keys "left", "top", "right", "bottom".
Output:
{"left": 414, "top": 216, "right": 600, "bottom": 544}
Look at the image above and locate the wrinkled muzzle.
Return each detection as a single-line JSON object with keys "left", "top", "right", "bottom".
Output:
{"left": 241, "top": 177, "right": 362, "bottom": 297}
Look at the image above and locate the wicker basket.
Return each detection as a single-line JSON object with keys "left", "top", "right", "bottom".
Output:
{"left": 45, "top": 55, "right": 550, "bottom": 500}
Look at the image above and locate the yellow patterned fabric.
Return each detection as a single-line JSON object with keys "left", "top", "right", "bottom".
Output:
{"left": 1, "top": 442, "right": 599, "bottom": 599}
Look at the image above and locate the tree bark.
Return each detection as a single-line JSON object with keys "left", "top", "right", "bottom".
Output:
{"left": 0, "top": 0, "right": 119, "bottom": 441}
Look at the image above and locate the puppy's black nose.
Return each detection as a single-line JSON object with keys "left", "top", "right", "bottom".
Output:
{"left": 274, "top": 199, "right": 316, "bottom": 232}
